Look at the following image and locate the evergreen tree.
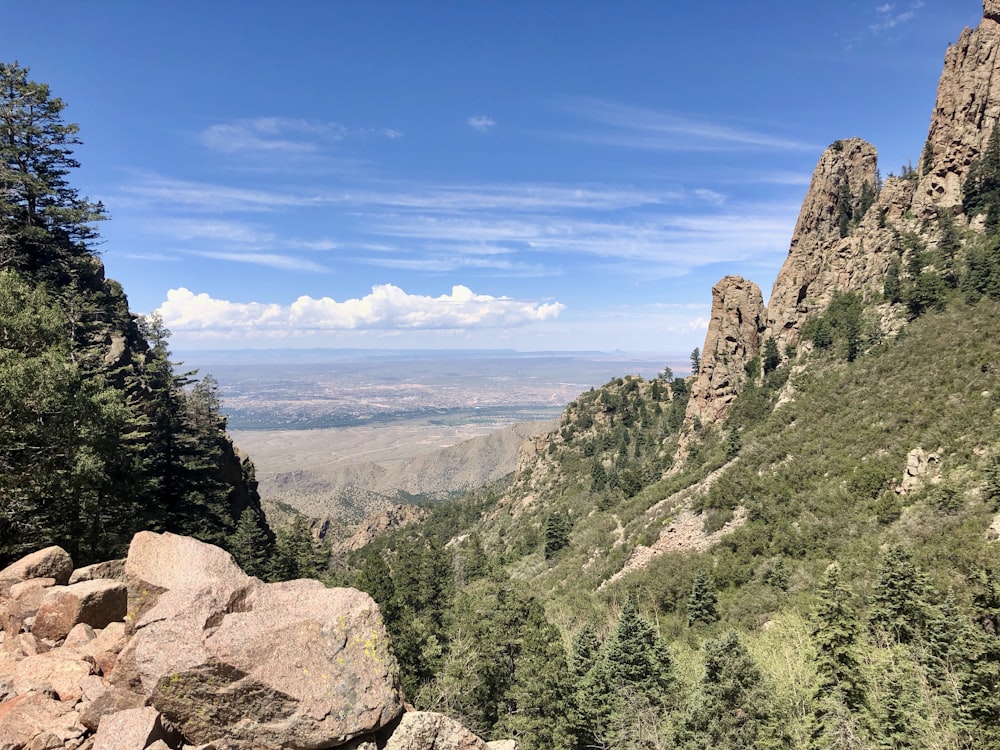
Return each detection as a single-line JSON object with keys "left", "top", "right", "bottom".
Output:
{"left": 228, "top": 507, "right": 272, "bottom": 578}
{"left": 868, "top": 546, "right": 932, "bottom": 645}
{"left": 963, "top": 124, "right": 1000, "bottom": 231}
{"left": 455, "top": 531, "right": 487, "bottom": 584}
{"left": 809, "top": 564, "right": 866, "bottom": 749}
{"left": 0, "top": 271, "right": 134, "bottom": 563}
{"left": 578, "top": 601, "right": 674, "bottom": 749}
{"left": 543, "top": 512, "right": 570, "bottom": 559}
{"left": 570, "top": 623, "right": 601, "bottom": 680}
{"left": 0, "top": 62, "right": 106, "bottom": 280}
{"left": 884, "top": 257, "right": 903, "bottom": 303}
{"left": 690, "top": 347, "right": 701, "bottom": 375}
{"left": 677, "top": 630, "right": 786, "bottom": 750}
{"left": 494, "top": 603, "right": 578, "bottom": 750}
{"left": 762, "top": 336, "right": 781, "bottom": 375}
{"left": 958, "top": 568, "right": 1000, "bottom": 746}
{"left": 687, "top": 570, "right": 719, "bottom": 627}
{"left": 270, "top": 516, "right": 329, "bottom": 581}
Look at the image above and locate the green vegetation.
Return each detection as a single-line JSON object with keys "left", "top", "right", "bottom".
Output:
{"left": 6, "top": 55, "right": 1000, "bottom": 750}
{"left": 0, "top": 61, "right": 275, "bottom": 566}
{"left": 348, "top": 290, "right": 1000, "bottom": 747}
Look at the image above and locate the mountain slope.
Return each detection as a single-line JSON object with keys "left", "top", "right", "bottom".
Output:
{"left": 350, "top": 6, "right": 1000, "bottom": 748}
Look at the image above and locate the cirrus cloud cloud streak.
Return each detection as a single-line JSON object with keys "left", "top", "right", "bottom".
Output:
{"left": 157, "top": 284, "right": 565, "bottom": 336}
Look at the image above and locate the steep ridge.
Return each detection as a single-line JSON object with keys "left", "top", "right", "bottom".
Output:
{"left": 689, "top": 1, "right": 1000, "bottom": 425}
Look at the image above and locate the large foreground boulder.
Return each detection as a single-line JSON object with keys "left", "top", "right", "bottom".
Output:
{"left": 113, "top": 533, "right": 403, "bottom": 749}
{"left": 0, "top": 534, "right": 499, "bottom": 750}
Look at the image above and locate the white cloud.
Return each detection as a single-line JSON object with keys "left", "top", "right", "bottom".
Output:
{"left": 199, "top": 117, "right": 349, "bottom": 153}
{"left": 169, "top": 219, "right": 277, "bottom": 245}
{"left": 156, "top": 285, "right": 565, "bottom": 334}
{"left": 869, "top": 1, "right": 923, "bottom": 32}
{"left": 121, "top": 175, "right": 323, "bottom": 212}
{"left": 693, "top": 188, "right": 727, "bottom": 206}
{"left": 370, "top": 201, "right": 799, "bottom": 270}
{"left": 186, "top": 251, "right": 329, "bottom": 273}
{"left": 468, "top": 115, "right": 496, "bottom": 133}
{"left": 563, "top": 98, "right": 816, "bottom": 152}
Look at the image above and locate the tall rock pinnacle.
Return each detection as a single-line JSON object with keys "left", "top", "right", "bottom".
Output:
{"left": 680, "top": 1, "right": 1000, "bottom": 432}
{"left": 913, "top": 0, "right": 1000, "bottom": 216}
{"left": 684, "top": 276, "right": 765, "bottom": 427}
{"left": 765, "top": 138, "right": 884, "bottom": 352}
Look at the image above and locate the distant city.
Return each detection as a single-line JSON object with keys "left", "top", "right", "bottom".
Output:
{"left": 179, "top": 349, "right": 684, "bottom": 431}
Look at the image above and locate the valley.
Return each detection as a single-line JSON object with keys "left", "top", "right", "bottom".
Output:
{"left": 194, "top": 350, "right": 677, "bottom": 523}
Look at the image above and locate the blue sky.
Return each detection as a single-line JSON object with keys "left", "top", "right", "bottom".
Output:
{"left": 6, "top": 0, "right": 982, "bottom": 353}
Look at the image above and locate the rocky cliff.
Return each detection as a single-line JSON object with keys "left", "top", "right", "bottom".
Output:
{"left": 913, "top": 1, "right": 1000, "bottom": 217}
{"left": 687, "top": 0, "right": 1000, "bottom": 427}
{"left": 764, "top": 138, "right": 891, "bottom": 352}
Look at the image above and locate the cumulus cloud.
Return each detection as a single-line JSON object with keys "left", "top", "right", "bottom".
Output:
{"left": 156, "top": 285, "right": 565, "bottom": 334}
{"left": 468, "top": 115, "right": 496, "bottom": 133}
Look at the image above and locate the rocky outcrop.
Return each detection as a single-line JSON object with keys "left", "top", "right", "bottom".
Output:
{"left": 685, "top": 276, "right": 765, "bottom": 426}
{"left": 913, "top": 2, "right": 1000, "bottom": 217}
{"left": 683, "top": 2, "right": 1000, "bottom": 430}
{"left": 335, "top": 504, "right": 429, "bottom": 555}
{"left": 0, "top": 534, "right": 499, "bottom": 750}
{"left": 765, "top": 138, "right": 888, "bottom": 352}
{"left": 384, "top": 711, "right": 489, "bottom": 750}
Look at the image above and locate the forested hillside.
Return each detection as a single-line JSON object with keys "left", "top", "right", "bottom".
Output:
{"left": 344, "top": 8, "right": 1000, "bottom": 749}
{"left": 0, "top": 61, "right": 276, "bottom": 567}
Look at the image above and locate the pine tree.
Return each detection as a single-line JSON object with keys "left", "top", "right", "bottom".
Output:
{"left": 762, "top": 336, "right": 781, "bottom": 375}
{"left": 228, "top": 507, "right": 272, "bottom": 578}
{"left": 963, "top": 124, "right": 1000, "bottom": 231}
{"left": 0, "top": 271, "right": 135, "bottom": 563}
{"left": 494, "top": 602, "right": 578, "bottom": 750}
{"left": 270, "top": 516, "right": 328, "bottom": 581}
{"left": 578, "top": 601, "right": 674, "bottom": 749}
{"left": 0, "top": 62, "right": 105, "bottom": 280}
{"left": 958, "top": 568, "right": 1000, "bottom": 746}
{"left": 543, "top": 512, "right": 570, "bottom": 559}
{"left": 570, "top": 623, "right": 601, "bottom": 680}
{"left": 677, "top": 630, "right": 786, "bottom": 750}
{"left": 687, "top": 570, "right": 719, "bottom": 627}
{"left": 809, "top": 563, "right": 866, "bottom": 749}
{"left": 868, "top": 546, "right": 932, "bottom": 645}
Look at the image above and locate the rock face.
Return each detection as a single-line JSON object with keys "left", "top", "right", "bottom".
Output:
{"left": 384, "top": 711, "right": 489, "bottom": 750}
{"left": 765, "top": 139, "right": 888, "bottom": 352}
{"left": 0, "top": 533, "right": 497, "bottom": 750}
{"left": 912, "top": 2, "right": 1000, "bottom": 217}
{"left": 335, "top": 504, "right": 429, "bottom": 555}
{"left": 685, "top": 276, "right": 765, "bottom": 426}
{"left": 684, "top": 2, "right": 1000, "bottom": 428}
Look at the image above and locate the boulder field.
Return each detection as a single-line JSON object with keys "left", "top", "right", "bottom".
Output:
{"left": 0, "top": 532, "right": 507, "bottom": 750}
